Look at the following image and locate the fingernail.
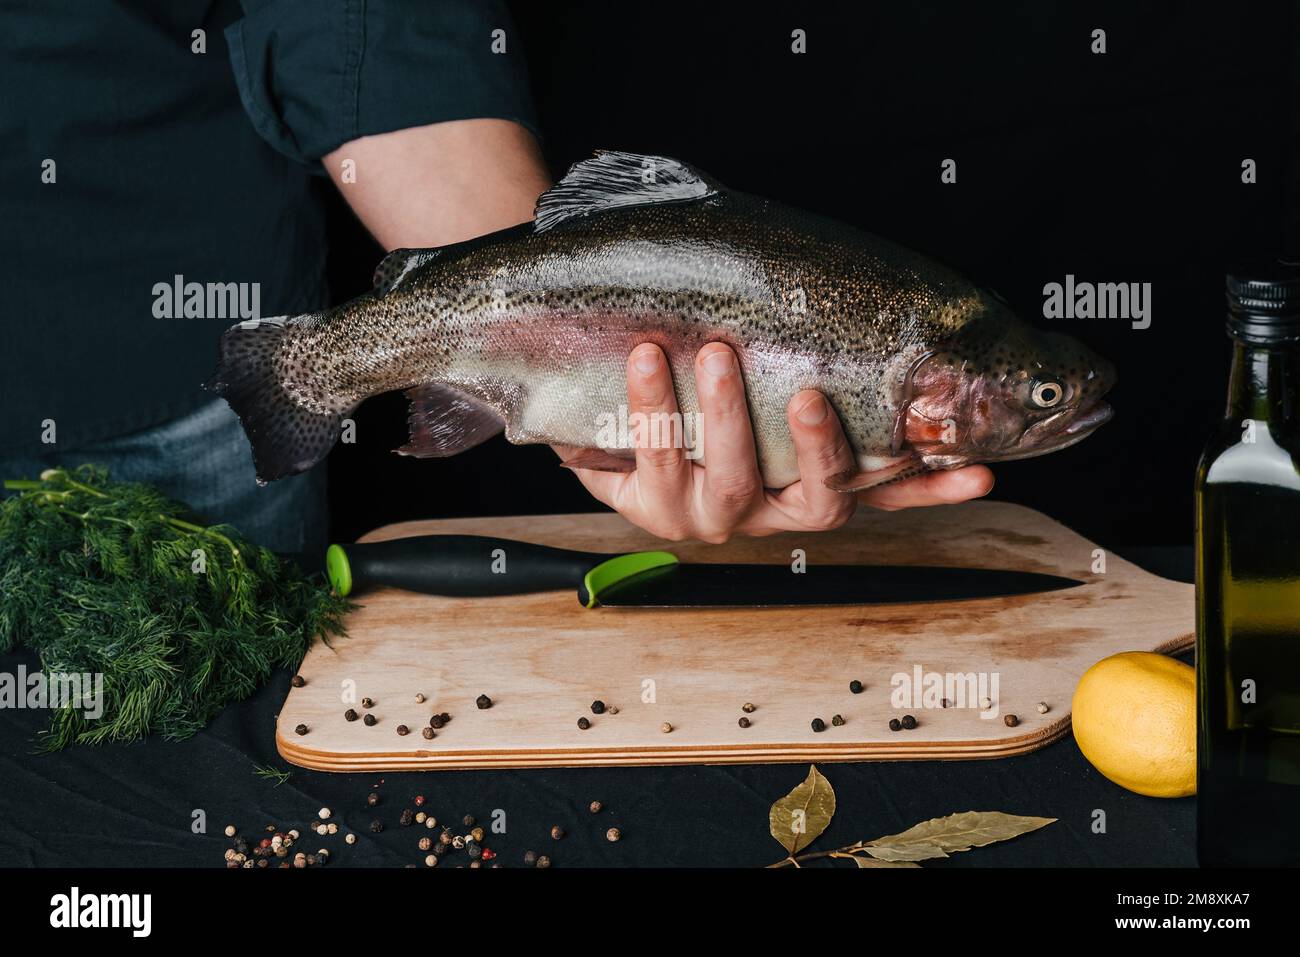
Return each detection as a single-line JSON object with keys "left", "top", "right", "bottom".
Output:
{"left": 632, "top": 346, "right": 661, "bottom": 375}
{"left": 701, "top": 349, "right": 734, "bottom": 377}
{"left": 795, "top": 393, "right": 827, "bottom": 425}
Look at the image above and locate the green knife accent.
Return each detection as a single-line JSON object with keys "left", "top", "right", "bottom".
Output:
{"left": 326, "top": 543, "right": 353, "bottom": 597}
{"left": 579, "top": 550, "right": 679, "bottom": 608}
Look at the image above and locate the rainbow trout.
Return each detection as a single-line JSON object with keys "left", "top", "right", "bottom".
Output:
{"left": 208, "top": 151, "right": 1114, "bottom": 488}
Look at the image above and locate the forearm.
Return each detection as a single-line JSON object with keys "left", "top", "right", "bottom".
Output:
{"left": 323, "top": 118, "right": 551, "bottom": 250}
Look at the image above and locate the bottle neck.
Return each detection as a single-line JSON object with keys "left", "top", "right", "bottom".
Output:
{"left": 1225, "top": 337, "right": 1300, "bottom": 426}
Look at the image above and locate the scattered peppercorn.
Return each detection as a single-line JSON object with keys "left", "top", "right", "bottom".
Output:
{"left": 425, "top": 817, "right": 438, "bottom": 829}
{"left": 291, "top": 675, "right": 305, "bottom": 687}
{"left": 589, "top": 801, "right": 603, "bottom": 813}
{"left": 369, "top": 821, "right": 383, "bottom": 833}
{"left": 591, "top": 700, "right": 606, "bottom": 714}
{"left": 462, "top": 814, "right": 476, "bottom": 827}
{"left": 469, "top": 860, "right": 482, "bottom": 868}
{"left": 577, "top": 717, "right": 591, "bottom": 730}
{"left": 439, "top": 712, "right": 451, "bottom": 723}
{"left": 470, "top": 826, "right": 484, "bottom": 843}
{"left": 433, "top": 841, "right": 449, "bottom": 856}
{"left": 421, "top": 726, "right": 435, "bottom": 740}
{"left": 429, "top": 714, "right": 444, "bottom": 729}
{"left": 901, "top": 714, "right": 917, "bottom": 729}
{"left": 366, "top": 792, "right": 380, "bottom": 807}
{"left": 738, "top": 716, "right": 751, "bottom": 728}
{"left": 849, "top": 680, "right": 864, "bottom": 694}
{"left": 1036, "top": 702, "right": 1049, "bottom": 714}
{"left": 294, "top": 724, "right": 308, "bottom": 736}
{"left": 344, "top": 708, "right": 359, "bottom": 722}
{"left": 418, "top": 837, "right": 432, "bottom": 851}
{"left": 811, "top": 718, "right": 826, "bottom": 732}
{"left": 415, "top": 812, "right": 426, "bottom": 824}
{"left": 415, "top": 693, "right": 426, "bottom": 703}
{"left": 831, "top": 714, "right": 845, "bottom": 727}
{"left": 345, "top": 833, "right": 357, "bottom": 845}
{"left": 551, "top": 825, "right": 565, "bottom": 840}
{"left": 523, "top": 850, "right": 538, "bottom": 865}
{"left": 1004, "top": 714, "right": 1019, "bottom": 727}
{"left": 439, "top": 830, "right": 453, "bottom": 845}
{"left": 980, "top": 697, "right": 992, "bottom": 710}
{"left": 606, "top": 828, "right": 621, "bottom": 843}
{"left": 536, "top": 855, "right": 551, "bottom": 868}
{"left": 224, "top": 825, "right": 237, "bottom": 837}
{"left": 363, "top": 714, "right": 377, "bottom": 727}
{"left": 660, "top": 722, "right": 672, "bottom": 733}
{"left": 476, "top": 694, "right": 492, "bottom": 710}
{"left": 396, "top": 724, "right": 410, "bottom": 736}
{"left": 482, "top": 848, "right": 496, "bottom": 861}
{"left": 888, "top": 718, "right": 902, "bottom": 731}
{"left": 467, "top": 842, "right": 483, "bottom": 859}
{"left": 425, "top": 854, "right": 438, "bottom": 867}
{"left": 742, "top": 702, "right": 756, "bottom": 713}
{"left": 607, "top": 706, "right": 619, "bottom": 714}
{"left": 452, "top": 835, "right": 466, "bottom": 850}
{"left": 361, "top": 697, "right": 374, "bottom": 708}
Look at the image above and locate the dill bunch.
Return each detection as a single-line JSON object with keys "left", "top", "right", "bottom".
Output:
{"left": 0, "top": 466, "right": 351, "bottom": 749}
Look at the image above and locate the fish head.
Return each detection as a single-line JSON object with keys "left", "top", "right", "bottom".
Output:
{"left": 900, "top": 314, "right": 1116, "bottom": 467}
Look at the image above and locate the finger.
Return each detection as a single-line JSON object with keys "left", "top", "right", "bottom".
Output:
{"left": 859, "top": 465, "right": 995, "bottom": 511}
{"left": 694, "top": 343, "right": 762, "bottom": 527}
{"left": 625, "top": 344, "right": 691, "bottom": 510}
{"left": 551, "top": 442, "right": 623, "bottom": 509}
{"left": 778, "top": 390, "right": 858, "bottom": 529}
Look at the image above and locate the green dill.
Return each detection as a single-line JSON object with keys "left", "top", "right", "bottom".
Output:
{"left": 0, "top": 466, "right": 351, "bottom": 750}
{"left": 253, "top": 764, "right": 293, "bottom": 787}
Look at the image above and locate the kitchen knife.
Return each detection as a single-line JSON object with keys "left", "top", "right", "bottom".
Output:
{"left": 325, "top": 535, "right": 1083, "bottom": 607}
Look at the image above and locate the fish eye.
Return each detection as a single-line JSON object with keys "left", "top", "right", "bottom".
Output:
{"left": 1029, "top": 378, "right": 1065, "bottom": 409}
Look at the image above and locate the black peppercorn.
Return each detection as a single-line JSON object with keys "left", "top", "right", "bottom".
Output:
{"left": 551, "top": 825, "right": 565, "bottom": 840}
{"left": 439, "top": 829, "right": 453, "bottom": 845}
{"left": 476, "top": 694, "right": 492, "bottom": 710}
{"left": 361, "top": 697, "right": 374, "bottom": 708}
{"left": 422, "top": 726, "right": 435, "bottom": 740}
{"left": 467, "top": 842, "right": 482, "bottom": 859}
{"left": 363, "top": 713, "right": 377, "bottom": 727}
{"left": 400, "top": 809, "right": 414, "bottom": 826}
{"left": 523, "top": 850, "right": 538, "bottom": 865}
{"left": 1004, "top": 714, "right": 1019, "bottom": 727}
{"left": 536, "top": 855, "right": 551, "bottom": 868}
{"left": 369, "top": 820, "right": 383, "bottom": 833}
{"left": 901, "top": 714, "right": 917, "bottom": 729}
{"left": 294, "top": 723, "right": 308, "bottom": 736}
{"left": 396, "top": 724, "right": 410, "bottom": 736}
{"left": 462, "top": 814, "right": 475, "bottom": 827}
{"left": 366, "top": 792, "right": 380, "bottom": 807}
{"left": 888, "top": 718, "right": 902, "bottom": 731}
{"left": 577, "top": 717, "right": 591, "bottom": 730}
{"left": 429, "top": 714, "right": 444, "bottom": 729}
{"left": 439, "top": 712, "right": 450, "bottom": 723}
{"left": 738, "top": 717, "right": 751, "bottom": 728}
{"left": 810, "top": 718, "right": 826, "bottom": 732}
{"left": 831, "top": 714, "right": 845, "bottom": 727}
{"left": 849, "top": 679, "right": 864, "bottom": 694}
{"left": 591, "top": 700, "right": 606, "bottom": 714}
{"left": 291, "top": 675, "right": 305, "bottom": 687}
{"left": 344, "top": 708, "right": 359, "bottom": 722}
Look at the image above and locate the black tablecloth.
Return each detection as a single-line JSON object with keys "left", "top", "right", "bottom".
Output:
{"left": 0, "top": 547, "right": 1195, "bottom": 869}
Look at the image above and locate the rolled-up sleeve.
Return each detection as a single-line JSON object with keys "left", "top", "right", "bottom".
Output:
{"left": 225, "top": 0, "right": 539, "bottom": 168}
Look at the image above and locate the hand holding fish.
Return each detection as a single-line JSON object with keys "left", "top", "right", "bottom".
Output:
{"left": 555, "top": 342, "right": 995, "bottom": 543}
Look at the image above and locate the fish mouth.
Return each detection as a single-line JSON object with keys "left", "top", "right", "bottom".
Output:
{"left": 996, "top": 401, "right": 1113, "bottom": 462}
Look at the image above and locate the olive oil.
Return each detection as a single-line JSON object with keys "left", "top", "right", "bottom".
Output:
{"left": 1195, "top": 264, "right": 1300, "bottom": 866}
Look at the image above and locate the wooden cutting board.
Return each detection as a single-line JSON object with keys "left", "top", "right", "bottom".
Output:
{"left": 276, "top": 501, "right": 1193, "bottom": 771}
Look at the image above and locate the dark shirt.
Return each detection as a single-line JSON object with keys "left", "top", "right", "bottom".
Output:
{"left": 0, "top": 0, "right": 536, "bottom": 451}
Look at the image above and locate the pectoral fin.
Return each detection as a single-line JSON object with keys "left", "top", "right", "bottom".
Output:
{"left": 559, "top": 448, "right": 637, "bottom": 473}
{"left": 824, "top": 457, "right": 925, "bottom": 492}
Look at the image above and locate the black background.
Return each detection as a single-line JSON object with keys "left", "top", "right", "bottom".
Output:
{"left": 325, "top": 1, "right": 1298, "bottom": 550}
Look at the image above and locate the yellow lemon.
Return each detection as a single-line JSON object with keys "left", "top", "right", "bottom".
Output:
{"left": 1071, "top": 651, "right": 1196, "bottom": 798}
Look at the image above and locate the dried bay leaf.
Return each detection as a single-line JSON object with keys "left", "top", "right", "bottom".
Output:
{"left": 769, "top": 764, "right": 836, "bottom": 855}
{"left": 833, "top": 853, "right": 920, "bottom": 869}
{"left": 864, "top": 811, "right": 1055, "bottom": 860}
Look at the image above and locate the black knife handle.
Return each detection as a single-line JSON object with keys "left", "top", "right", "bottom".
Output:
{"left": 326, "top": 535, "right": 615, "bottom": 597}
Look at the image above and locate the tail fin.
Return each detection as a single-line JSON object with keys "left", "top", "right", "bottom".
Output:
{"left": 205, "top": 316, "right": 343, "bottom": 483}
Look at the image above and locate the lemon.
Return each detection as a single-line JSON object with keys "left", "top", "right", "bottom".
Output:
{"left": 1071, "top": 651, "right": 1196, "bottom": 798}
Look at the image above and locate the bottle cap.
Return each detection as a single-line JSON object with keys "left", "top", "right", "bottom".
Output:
{"left": 1226, "top": 259, "right": 1300, "bottom": 343}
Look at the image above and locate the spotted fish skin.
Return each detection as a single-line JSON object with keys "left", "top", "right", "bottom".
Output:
{"left": 208, "top": 151, "right": 1114, "bottom": 487}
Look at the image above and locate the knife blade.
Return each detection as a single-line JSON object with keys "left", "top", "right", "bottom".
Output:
{"left": 326, "top": 534, "right": 1084, "bottom": 607}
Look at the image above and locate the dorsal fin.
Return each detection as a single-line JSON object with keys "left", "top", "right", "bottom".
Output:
{"left": 372, "top": 248, "right": 441, "bottom": 296}
{"left": 533, "top": 150, "right": 722, "bottom": 232}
